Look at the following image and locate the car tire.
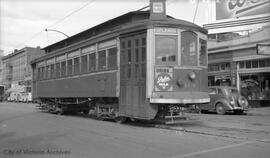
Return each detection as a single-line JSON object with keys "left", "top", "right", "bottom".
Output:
{"left": 216, "top": 103, "right": 226, "bottom": 115}
{"left": 115, "top": 116, "right": 127, "bottom": 124}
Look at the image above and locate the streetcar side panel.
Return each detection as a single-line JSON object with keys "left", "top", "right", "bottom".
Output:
{"left": 34, "top": 72, "right": 118, "bottom": 98}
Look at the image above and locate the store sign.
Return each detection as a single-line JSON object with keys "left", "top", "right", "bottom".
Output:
{"left": 257, "top": 44, "right": 270, "bottom": 55}
{"left": 216, "top": 0, "right": 270, "bottom": 20}
{"left": 155, "top": 67, "right": 173, "bottom": 91}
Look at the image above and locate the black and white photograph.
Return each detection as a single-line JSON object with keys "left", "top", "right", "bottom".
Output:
{"left": 0, "top": 0, "right": 270, "bottom": 157}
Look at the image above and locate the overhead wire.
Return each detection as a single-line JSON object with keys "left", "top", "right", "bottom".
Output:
{"left": 192, "top": 0, "right": 200, "bottom": 23}
{"left": 14, "top": 0, "right": 96, "bottom": 49}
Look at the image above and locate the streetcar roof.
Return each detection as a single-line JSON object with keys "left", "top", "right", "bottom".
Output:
{"left": 31, "top": 11, "right": 207, "bottom": 64}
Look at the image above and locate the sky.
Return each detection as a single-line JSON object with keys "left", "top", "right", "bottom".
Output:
{"left": 0, "top": 0, "right": 212, "bottom": 55}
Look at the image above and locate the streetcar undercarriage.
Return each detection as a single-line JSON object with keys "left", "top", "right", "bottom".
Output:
{"left": 37, "top": 97, "right": 201, "bottom": 124}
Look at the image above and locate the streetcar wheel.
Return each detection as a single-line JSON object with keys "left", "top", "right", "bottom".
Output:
{"left": 216, "top": 103, "right": 226, "bottom": 115}
{"left": 115, "top": 116, "right": 127, "bottom": 124}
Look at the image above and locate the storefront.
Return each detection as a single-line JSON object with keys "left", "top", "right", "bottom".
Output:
{"left": 208, "top": 25, "right": 270, "bottom": 106}
{"left": 236, "top": 57, "right": 270, "bottom": 104}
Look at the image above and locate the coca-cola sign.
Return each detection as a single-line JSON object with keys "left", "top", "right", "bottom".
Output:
{"left": 216, "top": 0, "right": 270, "bottom": 20}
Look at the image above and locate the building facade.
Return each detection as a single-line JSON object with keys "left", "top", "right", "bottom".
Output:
{"left": 208, "top": 26, "right": 270, "bottom": 105}
{"left": 1, "top": 47, "right": 44, "bottom": 99}
{"left": 0, "top": 50, "right": 4, "bottom": 85}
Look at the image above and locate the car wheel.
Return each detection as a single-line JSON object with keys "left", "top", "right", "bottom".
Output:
{"left": 216, "top": 103, "right": 226, "bottom": 115}
{"left": 115, "top": 116, "right": 127, "bottom": 124}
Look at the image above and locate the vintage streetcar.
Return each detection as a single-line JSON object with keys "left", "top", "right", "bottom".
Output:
{"left": 31, "top": 4, "right": 209, "bottom": 124}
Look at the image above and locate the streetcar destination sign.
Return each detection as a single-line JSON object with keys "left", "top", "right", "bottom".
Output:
{"left": 257, "top": 44, "right": 270, "bottom": 56}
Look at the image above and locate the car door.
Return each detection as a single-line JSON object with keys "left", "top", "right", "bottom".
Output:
{"left": 205, "top": 87, "right": 217, "bottom": 110}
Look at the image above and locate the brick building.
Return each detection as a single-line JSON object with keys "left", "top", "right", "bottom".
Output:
{"left": 1, "top": 47, "right": 44, "bottom": 100}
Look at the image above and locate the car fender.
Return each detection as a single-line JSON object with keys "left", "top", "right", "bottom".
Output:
{"left": 214, "top": 99, "right": 233, "bottom": 111}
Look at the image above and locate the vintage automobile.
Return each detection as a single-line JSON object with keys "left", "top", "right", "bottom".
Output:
{"left": 201, "top": 86, "right": 248, "bottom": 114}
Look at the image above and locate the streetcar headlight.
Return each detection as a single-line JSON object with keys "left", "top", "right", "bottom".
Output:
{"left": 189, "top": 71, "right": 196, "bottom": 80}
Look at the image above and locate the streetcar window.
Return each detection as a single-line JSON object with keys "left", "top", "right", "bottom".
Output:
{"left": 55, "top": 63, "right": 60, "bottom": 78}
{"left": 41, "top": 67, "right": 45, "bottom": 80}
{"left": 67, "top": 59, "right": 73, "bottom": 75}
{"left": 81, "top": 55, "right": 88, "bottom": 73}
{"left": 37, "top": 67, "right": 42, "bottom": 80}
{"left": 108, "top": 47, "right": 117, "bottom": 69}
{"left": 199, "top": 39, "right": 207, "bottom": 66}
{"left": 98, "top": 50, "right": 106, "bottom": 70}
{"left": 89, "top": 53, "right": 96, "bottom": 72}
{"left": 46, "top": 65, "right": 50, "bottom": 79}
{"left": 181, "top": 31, "right": 197, "bottom": 66}
{"left": 142, "top": 37, "right": 146, "bottom": 46}
{"left": 155, "top": 35, "right": 177, "bottom": 65}
{"left": 50, "top": 64, "right": 55, "bottom": 78}
{"left": 61, "top": 61, "right": 66, "bottom": 77}
{"left": 74, "top": 57, "right": 80, "bottom": 74}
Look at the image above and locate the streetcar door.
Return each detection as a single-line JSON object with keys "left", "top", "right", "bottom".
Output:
{"left": 119, "top": 33, "right": 147, "bottom": 118}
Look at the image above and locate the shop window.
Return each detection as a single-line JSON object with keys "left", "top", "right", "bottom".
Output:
{"left": 108, "top": 47, "right": 117, "bottom": 69}
{"left": 156, "top": 35, "right": 178, "bottom": 65}
{"left": 199, "top": 39, "right": 207, "bottom": 66}
{"left": 67, "top": 59, "right": 73, "bottom": 76}
{"left": 55, "top": 63, "right": 60, "bottom": 78}
{"left": 98, "top": 50, "right": 106, "bottom": 70}
{"left": 266, "top": 59, "right": 270, "bottom": 67}
{"left": 74, "top": 57, "right": 80, "bottom": 74}
{"left": 252, "top": 60, "right": 258, "bottom": 68}
{"left": 81, "top": 55, "right": 88, "bottom": 73}
{"left": 239, "top": 61, "right": 245, "bottom": 69}
{"left": 61, "top": 61, "right": 66, "bottom": 77}
{"left": 220, "top": 63, "right": 226, "bottom": 70}
{"left": 259, "top": 60, "right": 266, "bottom": 67}
{"left": 89, "top": 53, "right": 96, "bottom": 72}
{"left": 246, "top": 61, "right": 251, "bottom": 68}
{"left": 181, "top": 31, "right": 197, "bottom": 66}
{"left": 210, "top": 64, "right": 219, "bottom": 71}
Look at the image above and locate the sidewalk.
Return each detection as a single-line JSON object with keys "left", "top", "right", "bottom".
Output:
{"left": 247, "top": 107, "right": 270, "bottom": 116}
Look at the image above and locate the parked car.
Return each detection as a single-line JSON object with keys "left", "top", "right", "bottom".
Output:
{"left": 201, "top": 86, "right": 248, "bottom": 114}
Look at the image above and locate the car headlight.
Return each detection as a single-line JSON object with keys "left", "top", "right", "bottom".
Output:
{"left": 189, "top": 71, "right": 196, "bottom": 81}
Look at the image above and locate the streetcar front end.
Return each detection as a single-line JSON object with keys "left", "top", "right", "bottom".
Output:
{"left": 147, "top": 27, "right": 210, "bottom": 123}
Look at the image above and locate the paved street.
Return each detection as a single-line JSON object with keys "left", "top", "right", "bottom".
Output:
{"left": 0, "top": 102, "right": 270, "bottom": 158}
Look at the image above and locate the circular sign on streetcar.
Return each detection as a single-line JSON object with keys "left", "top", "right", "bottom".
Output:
{"left": 155, "top": 73, "right": 172, "bottom": 91}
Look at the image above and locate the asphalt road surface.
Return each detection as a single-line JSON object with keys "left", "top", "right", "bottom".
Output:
{"left": 0, "top": 102, "right": 269, "bottom": 158}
